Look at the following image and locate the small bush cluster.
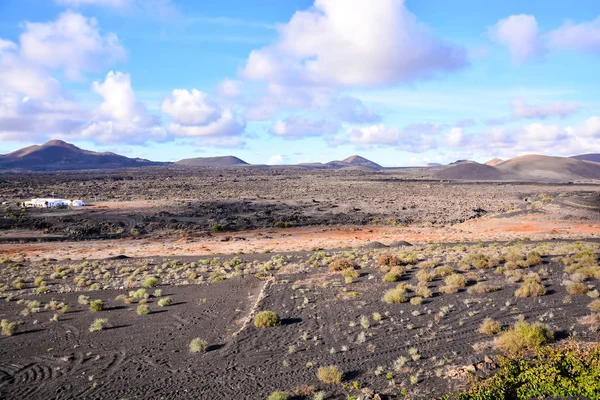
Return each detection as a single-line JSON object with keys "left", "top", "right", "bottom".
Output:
{"left": 478, "top": 318, "right": 502, "bottom": 335}
{"left": 317, "top": 365, "right": 343, "bottom": 384}
{"left": 89, "top": 299, "right": 104, "bottom": 312}
{"left": 383, "top": 287, "right": 408, "bottom": 304}
{"left": 254, "top": 311, "right": 280, "bottom": 328}
{"left": 189, "top": 338, "right": 208, "bottom": 353}
{"left": 495, "top": 320, "right": 554, "bottom": 354}
{"left": 89, "top": 318, "right": 108, "bottom": 332}
{"left": 382, "top": 267, "right": 404, "bottom": 282}
{"left": 329, "top": 258, "right": 355, "bottom": 273}
{"left": 377, "top": 253, "right": 403, "bottom": 269}
{"left": 1, "top": 319, "right": 16, "bottom": 336}
{"left": 515, "top": 280, "right": 546, "bottom": 297}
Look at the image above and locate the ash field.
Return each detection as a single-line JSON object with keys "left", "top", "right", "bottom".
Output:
{"left": 1, "top": 165, "right": 600, "bottom": 399}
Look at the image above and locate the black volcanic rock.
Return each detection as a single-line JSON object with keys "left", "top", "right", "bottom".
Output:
{"left": 0, "top": 140, "right": 165, "bottom": 171}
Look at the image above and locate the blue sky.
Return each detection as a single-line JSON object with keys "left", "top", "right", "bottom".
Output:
{"left": 0, "top": 0, "right": 599, "bottom": 166}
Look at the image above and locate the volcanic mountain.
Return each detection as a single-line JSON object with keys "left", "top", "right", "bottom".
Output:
{"left": 326, "top": 155, "right": 383, "bottom": 169}
{"left": 494, "top": 155, "right": 600, "bottom": 181}
{"left": 0, "top": 140, "right": 163, "bottom": 170}
{"left": 571, "top": 154, "right": 600, "bottom": 163}
{"left": 176, "top": 156, "right": 249, "bottom": 167}
{"left": 436, "top": 161, "right": 510, "bottom": 180}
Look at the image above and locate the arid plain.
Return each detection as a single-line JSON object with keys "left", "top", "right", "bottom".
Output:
{"left": 1, "top": 167, "right": 599, "bottom": 399}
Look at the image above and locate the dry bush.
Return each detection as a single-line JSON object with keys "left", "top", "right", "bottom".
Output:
{"left": 383, "top": 288, "right": 408, "bottom": 304}
{"left": 329, "top": 258, "right": 355, "bottom": 273}
{"left": 445, "top": 274, "right": 467, "bottom": 287}
{"left": 416, "top": 270, "right": 434, "bottom": 283}
{"left": 267, "top": 392, "right": 289, "bottom": 400}
{"left": 515, "top": 281, "right": 546, "bottom": 297}
{"left": 479, "top": 318, "right": 502, "bottom": 335}
{"left": 414, "top": 284, "right": 432, "bottom": 298}
{"left": 495, "top": 320, "right": 553, "bottom": 354}
{"left": 468, "top": 282, "right": 501, "bottom": 294}
{"left": 254, "top": 310, "right": 280, "bottom": 328}
{"left": 526, "top": 251, "right": 543, "bottom": 267}
{"left": 439, "top": 285, "right": 460, "bottom": 294}
{"left": 567, "top": 283, "right": 588, "bottom": 296}
{"left": 588, "top": 299, "right": 600, "bottom": 312}
{"left": 1, "top": 319, "right": 16, "bottom": 336}
{"left": 89, "top": 299, "right": 104, "bottom": 312}
{"left": 189, "top": 338, "right": 208, "bottom": 353}
{"left": 435, "top": 266, "right": 455, "bottom": 277}
{"left": 382, "top": 267, "right": 404, "bottom": 283}
{"left": 317, "top": 365, "right": 343, "bottom": 384}
{"left": 377, "top": 253, "right": 402, "bottom": 270}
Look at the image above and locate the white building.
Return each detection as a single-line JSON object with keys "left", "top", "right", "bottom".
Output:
{"left": 25, "top": 198, "right": 85, "bottom": 208}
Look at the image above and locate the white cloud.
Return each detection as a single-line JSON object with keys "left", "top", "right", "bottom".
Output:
{"left": 241, "top": 0, "right": 467, "bottom": 87}
{"left": 0, "top": 51, "right": 62, "bottom": 99}
{"left": 569, "top": 116, "right": 600, "bottom": 138}
{"left": 270, "top": 116, "right": 340, "bottom": 139}
{"left": 489, "top": 14, "right": 545, "bottom": 62}
{"left": 81, "top": 71, "right": 163, "bottom": 144}
{"left": 346, "top": 123, "right": 438, "bottom": 151}
{"left": 267, "top": 154, "right": 288, "bottom": 165}
{"left": 216, "top": 78, "right": 243, "bottom": 98}
{"left": 0, "top": 92, "right": 87, "bottom": 142}
{"left": 162, "top": 89, "right": 245, "bottom": 140}
{"left": 445, "top": 127, "right": 463, "bottom": 147}
{"left": 548, "top": 16, "right": 600, "bottom": 54}
{"left": 161, "top": 89, "right": 220, "bottom": 126}
{"left": 511, "top": 98, "right": 580, "bottom": 119}
{"left": 330, "top": 96, "right": 381, "bottom": 124}
{"left": 56, "top": 0, "right": 129, "bottom": 6}
{"left": 20, "top": 11, "right": 126, "bottom": 80}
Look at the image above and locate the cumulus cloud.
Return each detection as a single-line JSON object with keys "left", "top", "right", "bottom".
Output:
{"left": 267, "top": 154, "right": 288, "bottom": 165}
{"left": 81, "top": 71, "right": 163, "bottom": 144}
{"left": 489, "top": 14, "right": 546, "bottom": 62}
{"left": 548, "top": 16, "right": 600, "bottom": 54}
{"left": 241, "top": 0, "right": 467, "bottom": 87}
{"left": 330, "top": 96, "right": 381, "bottom": 124}
{"left": 346, "top": 122, "right": 438, "bottom": 151}
{"left": 216, "top": 78, "right": 243, "bottom": 98}
{"left": 19, "top": 11, "right": 126, "bottom": 80}
{"left": 270, "top": 116, "right": 340, "bottom": 139}
{"left": 0, "top": 92, "right": 87, "bottom": 142}
{"left": 445, "top": 127, "right": 464, "bottom": 147}
{"left": 162, "top": 89, "right": 245, "bottom": 142}
{"left": 511, "top": 98, "right": 580, "bottom": 119}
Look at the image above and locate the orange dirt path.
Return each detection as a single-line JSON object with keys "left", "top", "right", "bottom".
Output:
{"left": 1, "top": 213, "right": 599, "bottom": 261}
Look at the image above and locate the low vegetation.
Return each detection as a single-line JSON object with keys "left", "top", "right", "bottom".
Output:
{"left": 495, "top": 320, "right": 554, "bottom": 354}
{"left": 189, "top": 338, "right": 208, "bottom": 353}
{"left": 316, "top": 365, "right": 343, "bottom": 384}
{"left": 254, "top": 311, "right": 280, "bottom": 328}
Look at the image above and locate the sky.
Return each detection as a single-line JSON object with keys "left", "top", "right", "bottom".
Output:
{"left": 0, "top": 0, "right": 599, "bottom": 166}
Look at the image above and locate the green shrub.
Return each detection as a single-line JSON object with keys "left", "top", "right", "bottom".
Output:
{"left": 267, "top": 392, "right": 289, "bottom": 400}
{"left": 495, "top": 320, "right": 553, "bottom": 354}
{"left": 211, "top": 224, "right": 227, "bottom": 232}
{"left": 89, "top": 299, "right": 104, "bottom": 312}
{"left": 142, "top": 277, "right": 159, "bottom": 288}
{"left": 317, "top": 365, "right": 343, "bottom": 384}
{"left": 526, "top": 251, "right": 543, "bottom": 266}
{"left": 515, "top": 281, "right": 546, "bottom": 297}
{"left": 468, "top": 283, "right": 500, "bottom": 294}
{"left": 341, "top": 268, "right": 359, "bottom": 279}
{"left": 274, "top": 221, "right": 294, "bottom": 229}
{"left": 382, "top": 267, "right": 404, "bottom": 282}
{"left": 479, "top": 318, "right": 502, "bottom": 335}
{"left": 1, "top": 319, "right": 16, "bottom": 336}
{"left": 158, "top": 297, "right": 172, "bottom": 307}
{"left": 89, "top": 318, "right": 108, "bottom": 332}
{"left": 450, "top": 341, "right": 600, "bottom": 400}
{"left": 136, "top": 304, "right": 150, "bottom": 315}
{"left": 416, "top": 270, "right": 434, "bottom": 283}
{"left": 189, "top": 338, "right": 208, "bottom": 353}
{"left": 254, "top": 311, "right": 280, "bottom": 328}
{"left": 383, "top": 288, "right": 408, "bottom": 304}
{"left": 435, "top": 265, "right": 455, "bottom": 277}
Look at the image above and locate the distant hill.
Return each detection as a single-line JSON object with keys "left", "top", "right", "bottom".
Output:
{"left": 485, "top": 158, "right": 504, "bottom": 166}
{"left": 176, "top": 156, "right": 249, "bottom": 167}
{"left": 436, "top": 162, "right": 509, "bottom": 180}
{"left": 572, "top": 154, "right": 600, "bottom": 163}
{"left": 326, "top": 155, "right": 382, "bottom": 169}
{"left": 495, "top": 154, "right": 600, "bottom": 181}
{"left": 0, "top": 140, "right": 164, "bottom": 171}
{"left": 426, "top": 163, "right": 442, "bottom": 167}
{"left": 448, "top": 159, "right": 473, "bottom": 165}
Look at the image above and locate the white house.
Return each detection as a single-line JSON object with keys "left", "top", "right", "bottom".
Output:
{"left": 25, "top": 198, "right": 85, "bottom": 208}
